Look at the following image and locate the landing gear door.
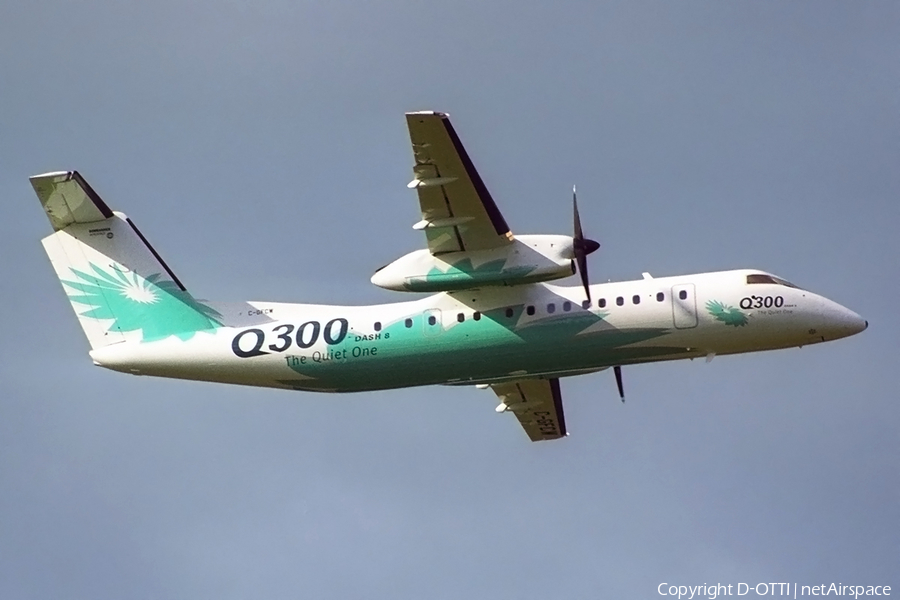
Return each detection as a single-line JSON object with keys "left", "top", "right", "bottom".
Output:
{"left": 671, "top": 283, "right": 698, "bottom": 329}
{"left": 424, "top": 308, "right": 442, "bottom": 337}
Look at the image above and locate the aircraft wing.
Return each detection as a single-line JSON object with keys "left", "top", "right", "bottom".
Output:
{"left": 490, "top": 378, "right": 567, "bottom": 442}
{"left": 406, "top": 111, "right": 514, "bottom": 254}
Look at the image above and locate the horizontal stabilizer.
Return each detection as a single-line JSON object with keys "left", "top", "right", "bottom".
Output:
{"left": 30, "top": 170, "right": 114, "bottom": 231}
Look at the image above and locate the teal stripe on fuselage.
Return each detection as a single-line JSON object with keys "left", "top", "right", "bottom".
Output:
{"left": 279, "top": 304, "right": 675, "bottom": 392}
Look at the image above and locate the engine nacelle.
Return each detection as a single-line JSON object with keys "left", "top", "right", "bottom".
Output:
{"left": 371, "top": 235, "right": 576, "bottom": 292}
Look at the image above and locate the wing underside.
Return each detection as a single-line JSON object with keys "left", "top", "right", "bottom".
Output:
{"left": 490, "top": 378, "right": 567, "bottom": 442}
{"left": 406, "top": 111, "right": 513, "bottom": 254}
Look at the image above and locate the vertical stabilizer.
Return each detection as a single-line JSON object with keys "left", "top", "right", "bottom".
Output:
{"left": 32, "top": 171, "right": 222, "bottom": 351}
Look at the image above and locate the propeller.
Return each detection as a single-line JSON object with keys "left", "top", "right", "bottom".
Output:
{"left": 572, "top": 186, "right": 600, "bottom": 302}
{"left": 570, "top": 188, "right": 622, "bottom": 402}
{"left": 570, "top": 188, "right": 623, "bottom": 402}
{"left": 614, "top": 365, "right": 625, "bottom": 402}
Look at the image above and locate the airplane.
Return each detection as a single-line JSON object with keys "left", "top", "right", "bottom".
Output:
{"left": 30, "top": 111, "right": 867, "bottom": 442}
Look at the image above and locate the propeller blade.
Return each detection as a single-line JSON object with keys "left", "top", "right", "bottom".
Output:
{"left": 577, "top": 251, "right": 591, "bottom": 303}
{"left": 573, "top": 186, "right": 584, "bottom": 241}
{"left": 572, "top": 186, "right": 600, "bottom": 302}
{"left": 614, "top": 365, "right": 625, "bottom": 402}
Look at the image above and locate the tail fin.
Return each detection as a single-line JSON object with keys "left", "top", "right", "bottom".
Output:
{"left": 32, "top": 171, "right": 222, "bottom": 350}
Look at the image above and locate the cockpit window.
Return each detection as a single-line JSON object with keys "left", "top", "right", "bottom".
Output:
{"left": 746, "top": 274, "right": 801, "bottom": 289}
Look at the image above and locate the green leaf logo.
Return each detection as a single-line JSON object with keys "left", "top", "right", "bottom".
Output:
{"left": 62, "top": 263, "right": 222, "bottom": 342}
{"left": 706, "top": 300, "right": 749, "bottom": 327}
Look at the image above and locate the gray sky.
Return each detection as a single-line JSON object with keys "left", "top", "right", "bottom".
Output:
{"left": 1, "top": 2, "right": 897, "bottom": 598}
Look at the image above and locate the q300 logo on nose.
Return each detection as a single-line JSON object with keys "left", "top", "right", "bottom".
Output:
{"left": 740, "top": 295, "right": 784, "bottom": 309}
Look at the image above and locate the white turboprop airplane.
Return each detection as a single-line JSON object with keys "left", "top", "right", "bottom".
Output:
{"left": 32, "top": 111, "right": 867, "bottom": 441}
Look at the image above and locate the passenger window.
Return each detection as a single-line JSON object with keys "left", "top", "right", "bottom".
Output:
{"left": 616, "top": 296, "right": 624, "bottom": 306}
{"left": 656, "top": 292, "right": 664, "bottom": 302}
{"left": 505, "top": 308, "right": 514, "bottom": 318}
{"left": 428, "top": 315, "right": 437, "bottom": 326}
{"left": 633, "top": 295, "right": 640, "bottom": 305}
{"left": 526, "top": 305, "right": 535, "bottom": 316}
{"left": 582, "top": 300, "right": 591, "bottom": 309}
{"left": 679, "top": 290, "right": 687, "bottom": 300}
{"left": 547, "top": 303, "right": 556, "bottom": 314}
{"left": 374, "top": 321, "right": 382, "bottom": 331}
{"left": 598, "top": 298, "right": 607, "bottom": 308}
{"left": 405, "top": 318, "right": 413, "bottom": 328}
{"left": 473, "top": 311, "right": 481, "bottom": 321}
{"left": 457, "top": 313, "right": 465, "bottom": 323}
{"left": 563, "top": 301, "right": 571, "bottom": 312}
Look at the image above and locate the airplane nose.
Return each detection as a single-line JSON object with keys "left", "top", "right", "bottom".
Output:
{"left": 813, "top": 296, "right": 867, "bottom": 340}
{"left": 850, "top": 311, "right": 867, "bottom": 335}
{"left": 834, "top": 307, "right": 867, "bottom": 337}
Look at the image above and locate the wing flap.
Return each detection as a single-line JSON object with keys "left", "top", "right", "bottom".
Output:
{"left": 490, "top": 378, "right": 567, "bottom": 442}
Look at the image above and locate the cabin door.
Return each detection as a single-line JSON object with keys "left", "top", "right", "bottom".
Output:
{"left": 423, "top": 309, "right": 443, "bottom": 337}
{"left": 671, "top": 283, "right": 698, "bottom": 329}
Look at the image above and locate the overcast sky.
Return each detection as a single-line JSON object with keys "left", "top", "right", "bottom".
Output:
{"left": 1, "top": 2, "right": 898, "bottom": 598}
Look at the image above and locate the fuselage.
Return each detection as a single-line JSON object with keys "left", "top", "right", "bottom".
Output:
{"left": 90, "top": 268, "right": 866, "bottom": 393}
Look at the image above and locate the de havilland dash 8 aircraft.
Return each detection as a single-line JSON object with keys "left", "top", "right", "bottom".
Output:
{"left": 31, "top": 111, "right": 867, "bottom": 442}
